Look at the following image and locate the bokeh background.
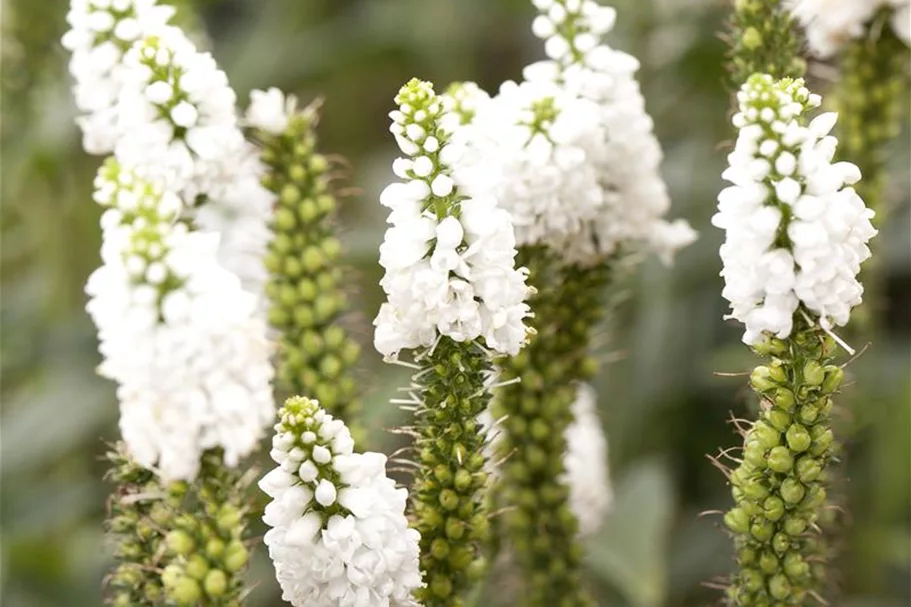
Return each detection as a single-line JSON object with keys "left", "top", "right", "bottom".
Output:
{"left": 2, "top": 0, "right": 909, "bottom": 605}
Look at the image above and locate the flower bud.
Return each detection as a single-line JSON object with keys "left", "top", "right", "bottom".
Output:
{"left": 762, "top": 496, "right": 785, "bottom": 521}
{"left": 802, "top": 360, "right": 825, "bottom": 386}
{"left": 725, "top": 507, "right": 750, "bottom": 534}
{"left": 780, "top": 478, "right": 805, "bottom": 504}
{"left": 798, "top": 404, "right": 819, "bottom": 425}
{"left": 786, "top": 423, "right": 811, "bottom": 452}
{"left": 795, "top": 456, "right": 821, "bottom": 482}
{"left": 783, "top": 515, "right": 807, "bottom": 536}
{"left": 750, "top": 519, "right": 773, "bottom": 541}
{"left": 822, "top": 365, "right": 844, "bottom": 394}
{"left": 769, "top": 573, "right": 792, "bottom": 600}
{"left": 767, "top": 409, "right": 791, "bottom": 431}
{"left": 203, "top": 569, "right": 227, "bottom": 597}
{"left": 767, "top": 446, "right": 794, "bottom": 473}
{"left": 758, "top": 551, "right": 778, "bottom": 574}
{"left": 775, "top": 388, "right": 796, "bottom": 411}
{"left": 750, "top": 366, "right": 778, "bottom": 392}
{"left": 224, "top": 541, "right": 249, "bottom": 573}
{"left": 165, "top": 529, "right": 195, "bottom": 556}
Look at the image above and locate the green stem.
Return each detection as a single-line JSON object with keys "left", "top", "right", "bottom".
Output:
{"left": 492, "top": 247, "right": 609, "bottom": 607}
{"left": 259, "top": 107, "right": 362, "bottom": 438}
{"left": 412, "top": 337, "right": 492, "bottom": 607}
{"left": 105, "top": 447, "right": 252, "bottom": 607}
{"left": 723, "top": 319, "right": 845, "bottom": 605}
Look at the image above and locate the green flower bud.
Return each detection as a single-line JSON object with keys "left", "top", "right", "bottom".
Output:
{"left": 280, "top": 183, "right": 301, "bottom": 206}
{"left": 750, "top": 366, "right": 778, "bottom": 392}
{"left": 762, "top": 496, "right": 785, "bottom": 521}
{"left": 742, "top": 26, "right": 762, "bottom": 50}
{"left": 810, "top": 428, "right": 834, "bottom": 456}
{"left": 786, "top": 423, "right": 811, "bottom": 452}
{"left": 822, "top": 366, "right": 844, "bottom": 394}
{"left": 224, "top": 541, "right": 249, "bottom": 573}
{"left": 774, "top": 387, "right": 796, "bottom": 411}
{"left": 750, "top": 519, "right": 774, "bottom": 541}
{"left": 780, "top": 478, "right": 806, "bottom": 504}
{"left": 783, "top": 515, "right": 807, "bottom": 536}
{"left": 439, "top": 489, "right": 459, "bottom": 511}
{"left": 758, "top": 551, "right": 779, "bottom": 574}
{"left": 784, "top": 552, "right": 810, "bottom": 579}
{"left": 431, "top": 538, "right": 450, "bottom": 559}
{"left": 767, "top": 446, "right": 794, "bottom": 473}
{"left": 274, "top": 207, "right": 296, "bottom": 231}
{"left": 798, "top": 404, "right": 819, "bottom": 425}
{"left": 165, "top": 529, "right": 195, "bottom": 556}
{"left": 430, "top": 574, "right": 452, "bottom": 598}
{"left": 203, "top": 569, "right": 228, "bottom": 597}
{"left": 185, "top": 554, "right": 210, "bottom": 580}
{"left": 767, "top": 409, "right": 791, "bottom": 431}
{"left": 802, "top": 360, "right": 825, "bottom": 386}
{"left": 769, "top": 573, "right": 792, "bottom": 600}
{"left": 217, "top": 505, "right": 242, "bottom": 533}
{"left": 772, "top": 532, "right": 791, "bottom": 554}
{"left": 795, "top": 456, "right": 821, "bottom": 483}
{"left": 165, "top": 575, "right": 201, "bottom": 605}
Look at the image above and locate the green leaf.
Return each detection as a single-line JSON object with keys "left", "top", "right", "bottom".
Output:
{"left": 585, "top": 460, "right": 674, "bottom": 607}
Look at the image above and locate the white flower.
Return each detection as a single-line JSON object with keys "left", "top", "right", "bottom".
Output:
{"left": 451, "top": 0, "right": 695, "bottom": 266}
{"left": 246, "top": 87, "right": 297, "bottom": 134}
{"left": 712, "top": 74, "right": 876, "bottom": 345}
{"left": 373, "top": 80, "right": 534, "bottom": 359}
{"left": 61, "top": 0, "right": 175, "bottom": 153}
{"left": 260, "top": 396, "right": 423, "bottom": 607}
{"left": 115, "top": 27, "right": 245, "bottom": 202}
{"left": 562, "top": 383, "right": 613, "bottom": 536}
{"left": 786, "top": 0, "right": 910, "bottom": 57}
{"left": 85, "top": 161, "right": 275, "bottom": 481}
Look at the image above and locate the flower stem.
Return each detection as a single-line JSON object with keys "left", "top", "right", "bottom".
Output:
{"left": 723, "top": 318, "right": 845, "bottom": 605}
{"left": 492, "top": 247, "right": 609, "bottom": 607}
{"left": 412, "top": 337, "right": 493, "bottom": 607}
{"left": 259, "top": 106, "right": 362, "bottom": 437}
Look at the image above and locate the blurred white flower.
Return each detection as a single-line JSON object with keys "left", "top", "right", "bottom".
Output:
{"left": 85, "top": 161, "right": 275, "bottom": 481}
{"left": 786, "top": 0, "right": 910, "bottom": 57}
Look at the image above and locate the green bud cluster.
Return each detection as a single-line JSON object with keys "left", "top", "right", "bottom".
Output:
{"left": 411, "top": 336, "right": 493, "bottom": 607}
{"left": 257, "top": 105, "right": 362, "bottom": 438}
{"left": 104, "top": 446, "right": 252, "bottom": 607}
{"left": 835, "top": 15, "right": 909, "bottom": 221}
{"left": 726, "top": 0, "right": 804, "bottom": 85}
{"left": 723, "top": 321, "right": 845, "bottom": 605}
{"left": 491, "top": 248, "right": 609, "bottom": 607}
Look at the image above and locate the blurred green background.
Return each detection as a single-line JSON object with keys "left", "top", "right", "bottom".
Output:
{"left": 2, "top": 0, "right": 909, "bottom": 605}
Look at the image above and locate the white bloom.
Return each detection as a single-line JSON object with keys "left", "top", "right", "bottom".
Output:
{"left": 451, "top": 0, "right": 695, "bottom": 266}
{"left": 786, "top": 0, "right": 910, "bottom": 57}
{"left": 713, "top": 74, "right": 876, "bottom": 345}
{"left": 260, "top": 397, "right": 423, "bottom": 607}
{"left": 246, "top": 87, "right": 297, "bottom": 134}
{"left": 563, "top": 383, "right": 613, "bottom": 536}
{"left": 85, "top": 161, "right": 274, "bottom": 481}
{"left": 115, "top": 27, "right": 245, "bottom": 202}
{"left": 61, "top": 0, "right": 175, "bottom": 153}
{"left": 373, "top": 80, "right": 534, "bottom": 359}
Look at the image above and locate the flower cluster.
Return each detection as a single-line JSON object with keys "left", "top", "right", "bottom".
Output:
{"left": 64, "top": 1, "right": 274, "bottom": 292}
{"left": 450, "top": 0, "right": 696, "bottom": 266}
{"left": 62, "top": 0, "right": 176, "bottom": 154}
{"left": 786, "top": 0, "right": 910, "bottom": 58}
{"left": 563, "top": 383, "right": 613, "bottom": 536}
{"left": 713, "top": 74, "right": 876, "bottom": 345}
{"left": 373, "top": 78, "right": 533, "bottom": 359}
{"left": 85, "top": 160, "right": 274, "bottom": 481}
{"left": 260, "top": 396, "right": 422, "bottom": 607}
